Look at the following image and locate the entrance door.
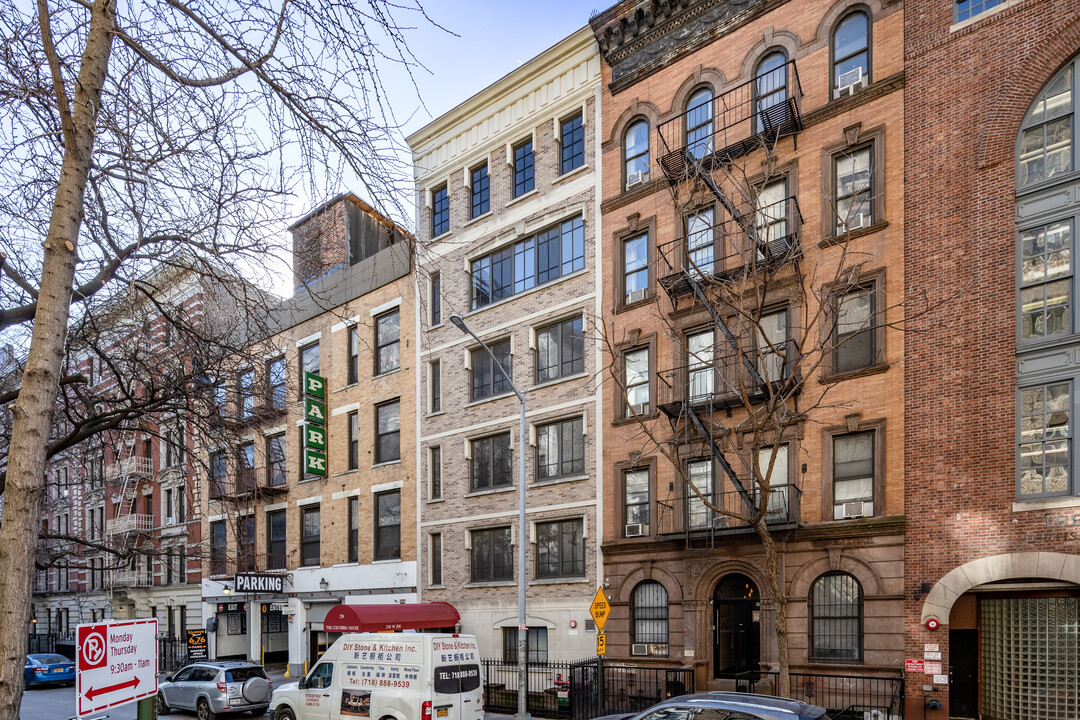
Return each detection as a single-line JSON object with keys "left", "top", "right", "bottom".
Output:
{"left": 949, "top": 629, "right": 978, "bottom": 718}
{"left": 713, "top": 573, "right": 761, "bottom": 677}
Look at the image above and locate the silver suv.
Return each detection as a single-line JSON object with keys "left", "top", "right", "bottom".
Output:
{"left": 157, "top": 661, "right": 272, "bottom": 719}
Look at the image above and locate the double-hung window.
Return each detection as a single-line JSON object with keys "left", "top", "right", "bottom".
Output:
{"left": 686, "top": 329, "right": 715, "bottom": 402}
{"left": 300, "top": 505, "right": 320, "bottom": 567}
{"left": 471, "top": 527, "right": 512, "bottom": 582}
{"left": 536, "top": 519, "right": 584, "bottom": 578}
{"left": 832, "top": 11, "right": 869, "bottom": 93}
{"left": 514, "top": 140, "right": 535, "bottom": 197}
{"left": 758, "top": 308, "right": 789, "bottom": 383}
{"left": 430, "top": 272, "right": 442, "bottom": 326}
{"left": 347, "top": 411, "right": 359, "bottom": 470}
{"left": 686, "top": 87, "right": 714, "bottom": 160}
{"left": 300, "top": 342, "right": 320, "bottom": 387}
{"left": 210, "top": 520, "right": 227, "bottom": 576}
{"left": 470, "top": 216, "right": 585, "bottom": 309}
{"left": 833, "top": 431, "right": 876, "bottom": 519}
{"left": 430, "top": 533, "right": 442, "bottom": 585}
{"left": 624, "top": 347, "right": 650, "bottom": 416}
{"left": 686, "top": 459, "right": 714, "bottom": 530}
{"left": 834, "top": 285, "right": 876, "bottom": 373}
{"left": 834, "top": 145, "right": 874, "bottom": 232}
{"left": 429, "top": 360, "right": 441, "bottom": 413}
{"left": 431, "top": 185, "right": 449, "bottom": 237}
{"left": 375, "top": 310, "right": 400, "bottom": 375}
{"left": 624, "top": 119, "right": 650, "bottom": 185}
{"left": 375, "top": 400, "right": 401, "bottom": 464}
{"left": 209, "top": 450, "right": 227, "bottom": 499}
{"left": 348, "top": 497, "right": 359, "bottom": 564}
{"left": 266, "top": 510, "right": 286, "bottom": 569}
{"left": 536, "top": 417, "right": 584, "bottom": 480}
{"left": 237, "top": 442, "right": 254, "bottom": 492}
{"left": 238, "top": 369, "right": 254, "bottom": 419}
{"left": 623, "top": 234, "right": 649, "bottom": 304}
{"left": 348, "top": 326, "right": 360, "bottom": 385}
{"left": 374, "top": 490, "right": 401, "bottom": 560}
{"left": 429, "top": 446, "right": 442, "bottom": 500}
{"left": 470, "top": 432, "right": 512, "bottom": 491}
{"left": 686, "top": 208, "right": 715, "bottom": 276}
{"left": 267, "top": 357, "right": 286, "bottom": 410}
{"left": 471, "top": 339, "right": 512, "bottom": 401}
{"left": 560, "top": 112, "right": 584, "bottom": 174}
{"left": 536, "top": 316, "right": 584, "bottom": 383}
{"left": 624, "top": 468, "right": 650, "bottom": 534}
{"left": 470, "top": 164, "right": 490, "bottom": 218}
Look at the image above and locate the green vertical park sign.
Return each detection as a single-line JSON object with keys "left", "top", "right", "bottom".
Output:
{"left": 304, "top": 371, "right": 327, "bottom": 476}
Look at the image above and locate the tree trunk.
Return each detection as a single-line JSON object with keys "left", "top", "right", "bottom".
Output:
{"left": 756, "top": 521, "right": 790, "bottom": 697}
{"left": 0, "top": 2, "right": 115, "bottom": 718}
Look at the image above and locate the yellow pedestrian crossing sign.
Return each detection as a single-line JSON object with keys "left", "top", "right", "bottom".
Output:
{"left": 590, "top": 586, "right": 610, "bottom": 633}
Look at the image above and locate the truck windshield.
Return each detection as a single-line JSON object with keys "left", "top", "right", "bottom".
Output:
{"left": 433, "top": 664, "right": 480, "bottom": 694}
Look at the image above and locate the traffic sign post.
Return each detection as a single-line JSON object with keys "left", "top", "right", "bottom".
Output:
{"left": 76, "top": 618, "right": 158, "bottom": 717}
{"left": 589, "top": 587, "right": 610, "bottom": 715}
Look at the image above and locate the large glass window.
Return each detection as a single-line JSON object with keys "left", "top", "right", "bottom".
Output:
{"left": 833, "top": 431, "right": 876, "bottom": 519}
{"left": 470, "top": 163, "right": 490, "bottom": 218}
{"left": 809, "top": 572, "right": 863, "bottom": 662}
{"left": 631, "top": 581, "right": 669, "bottom": 649}
{"left": 514, "top": 140, "right": 535, "bottom": 197}
{"left": 471, "top": 339, "right": 512, "bottom": 401}
{"left": 624, "top": 469, "right": 650, "bottom": 533}
{"left": 623, "top": 233, "right": 649, "bottom": 303}
{"left": 1019, "top": 66, "right": 1073, "bottom": 188}
{"left": 832, "top": 11, "right": 869, "bottom": 92}
{"left": 375, "top": 310, "right": 400, "bottom": 375}
{"left": 686, "top": 87, "right": 714, "bottom": 159}
{"left": 624, "top": 119, "right": 650, "bottom": 185}
{"left": 470, "top": 216, "right": 585, "bottom": 309}
{"left": 1018, "top": 383, "right": 1071, "bottom": 498}
{"left": 376, "top": 400, "right": 401, "bottom": 464}
{"left": 536, "top": 417, "right": 585, "bottom": 480}
{"left": 1020, "top": 221, "right": 1072, "bottom": 340}
{"left": 560, "top": 112, "right": 584, "bottom": 174}
{"left": 624, "top": 347, "right": 650, "bottom": 416}
{"left": 431, "top": 184, "right": 449, "bottom": 237}
{"left": 470, "top": 432, "right": 512, "bottom": 491}
{"left": 300, "top": 505, "right": 320, "bottom": 567}
{"left": 536, "top": 316, "right": 584, "bottom": 383}
{"left": 374, "top": 490, "right": 401, "bottom": 560}
{"left": 834, "top": 145, "right": 874, "bottom": 232}
{"left": 536, "top": 518, "right": 584, "bottom": 578}
{"left": 471, "top": 527, "right": 512, "bottom": 582}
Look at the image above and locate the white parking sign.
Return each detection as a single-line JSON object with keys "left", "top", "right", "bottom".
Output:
{"left": 76, "top": 618, "right": 158, "bottom": 717}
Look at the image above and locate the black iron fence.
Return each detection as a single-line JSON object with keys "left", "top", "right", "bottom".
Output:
{"left": 569, "top": 659, "right": 695, "bottom": 720}
{"left": 482, "top": 659, "right": 577, "bottom": 718}
{"left": 725, "top": 670, "right": 905, "bottom": 719}
{"left": 158, "top": 635, "right": 190, "bottom": 673}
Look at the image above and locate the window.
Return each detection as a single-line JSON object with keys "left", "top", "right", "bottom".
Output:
{"left": 470, "top": 215, "right": 585, "bottom": 309}
{"left": 809, "top": 572, "right": 863, "bottom": 662}
{"left": 624, "top": 347, "right": 650, "bottom": 417}
{"left": 622, "top": 233, "right": 649, "bottom": 304}
{"left": 299, "top": 427, "right": 320, "bottom": 482}
{"left": 755, "top": 51, "right": 788, "bottom": 132}
{"left": 833, "top": 431, "right": 876, "bottom": 519}
{"left": 266, "top": 434, "right": 286, "bottom": 488}
{"left": 210, "top": 520, "right": 226, "bottom": 576}
{"left": 348, "top": 326, "right": 359, "bottom": 385}
{"left": 834, "top": 285, "right": 876, "bottom": 373}
{"left": 165, "top": 428, "right": 185, "bottom": 468}
{"left": 300, "top": 505, "right": 320, "bottom": 567}
{"left": 470, "top": 163, "right": 489, "bottom": 218}
{"left": 686, "top": 87, "right": 714, "bottom": 159}
{"left": 374, "top": 490, "right": 401, "bottom": 560}
{"left": 431, "top": 184, "right": 449, "bottom": 237}
{"left": 266, "top": 510, "right": 286, "bottom": 570}
{"left": 536, "top": 518, "right": 584, "bottom": 578}
{"left": 375, "top": 400, "right": 401, "bottom": 464}
{"left": 1018, "top": 65, "right": 1072, "bottom": 188}
{"left": 212, "top": 382, "right": 227, "bottom": 416}
{"left": 300, "top": 342, "right": 320, "bottom": 383}
{"left": 430, "top": 272, "right": 442, "bottom": 326}
{"left": 165, "top": 488, "right": 173, "bottom": 523}
{"left": 470, "top": 432, "right": 512, "bottom": 491}
{"left": 470, "top": 339, "right": 512, "bottom": 401}
{"left": 756, "top": 178, "right": 790, "bottom": 249}
{"left": 429, "top": 360, "right": 441, "bottom": 413}
{"left": 348, "top": 411, "right": 359, "bottom": 470}
{"left": 834, "top": 145, "right": 874, "bottom": 232}
{"left": 237, "top": 515, "right": 255, "bottom": 572}
{"left": 1018, "top": 382, "right": 1071, "bottom": 498}
{"left": 956, "top": 0, "right": 1002, "bottom": 23}
{"left": 471, "top": 526, "right": 512, "bottom": 582}
{"left": 237, "top": 441, "right": 255, "bottom": 492}
{"left": 430, "top": 533, "right": 442, "bottom": 585}
{"left": 686, "top": 329, "right": 715, "bottom": 402}
{"left": 267, "top": 357, "right": 286, "bottom": 410}
{"left": 536, "top": 316, "right": 584, "bottom": 383}
{"left": 348, "top": 496, "right": 359, "bottom": 564}
{"left": 238, "top": 369, "right": 254, "bottom": 419}
{"left": 307, "top": 662, "right": 333, "bottom": 690}
{"left": 624, "top": 119, "right": 650, "bottom": 185}
{"left": 758, "top": 308, "right": 789, "bottom": 383}
{"left": 631, "top": 581, "right": 669, "bottom": 650}
{"left": 756, "top": 444, "right": 791, "bottom": 521}
{"left": 560, "top": 112, "right": 584, "bottom": 174}
{"left": 686, "top": 459, "right": 715, "bottom": 530}
{"left": 536, "top": 417, "right": 585, "bottom": 480}
{"left": 514, "top": 139, "right": 535, "bottom": 197}
{"left": 832, "top": 11, "right": 869, "bottom": 92}
{"left": 209, "top": 450, "right": 227, "bottom": 499}
{"left": 624, "top": 468, "right": 650, "bottom": 533}
{"left": 375, "top": 310, "right": 400, "bottom": 375}
{"left": 503, "top": 627, "right": 548, "bottom": 663}
{"left": 429, "top": 446, "right": 442, "bottom": 500}
{"left": 686, "top": 208, "right": 715, "bottom": 276}
{"left": 1020, "top": 221, "right": 1071, "bottom": 340}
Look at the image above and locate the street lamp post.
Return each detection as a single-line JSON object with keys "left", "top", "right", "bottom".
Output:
{"left": 449, "top": 314, "right": 529, "bottom": 720}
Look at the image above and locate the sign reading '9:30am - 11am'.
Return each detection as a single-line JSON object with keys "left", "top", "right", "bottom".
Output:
{"left": 304, "top": 371, "right": 327, "bottom": 476}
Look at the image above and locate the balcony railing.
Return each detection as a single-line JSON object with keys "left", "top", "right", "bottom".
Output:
{"left": 657, "top": 196, "right": 802, "bottom": 298}
{"left": 106, "top": 513, "right": 153, "bottom": 536}
{"left": 658, "top": 60, "right": 803, "bottom": 179}
{"left": 109, "top": 569, "right": 154, "bottom": 588}
{"left": 106, "top": 456, "right": 153, "bottom": 483}
{"left": 655, "top": 483, "right": 801, "bottom": 537}
{"left": 208, "top": 471, "right": 255, "bottom": 500}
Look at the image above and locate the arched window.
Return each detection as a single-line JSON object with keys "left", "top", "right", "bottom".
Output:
{"left": 631, "top": 580, "right": 669, "bottom": 651}
{"left": 832, "top": 11, "right": 870, "bottom": 93}
{"left": 1018, "top": 63, "right": 1075, "bottom": 189}
{"left": 624, "top": 119, "right": 650, "bottom": 186}
{"left": 686, "top": 87, "right": 714, "bottom": 159}
{"left": 808, "top": 571, "right": 863, "bottom": 662}
{"left": 755, "top": 51, "right": 788, "bottom": 132}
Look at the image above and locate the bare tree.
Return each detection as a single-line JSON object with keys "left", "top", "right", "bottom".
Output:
{"left": 0, "top": 0, "right": 434, "bottom": 713}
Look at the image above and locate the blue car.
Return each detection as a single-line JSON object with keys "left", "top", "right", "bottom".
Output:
{"left": 24, "top": 654, "right": 75, "bottom": 688}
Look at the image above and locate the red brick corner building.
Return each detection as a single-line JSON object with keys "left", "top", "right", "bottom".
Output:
{"left": 905, "top": 1, "right": 1080, "bottom": 719}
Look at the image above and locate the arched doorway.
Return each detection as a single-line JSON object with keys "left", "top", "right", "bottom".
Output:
{"left": 712, "top": 573, "right": 760, "bottom": 677}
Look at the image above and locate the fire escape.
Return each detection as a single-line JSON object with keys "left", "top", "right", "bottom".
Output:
{"left": 653, "top": 60, "right": 805, "bottom": 547}
{"left": 105, "top": 438, "right": 155, "bottom": 590}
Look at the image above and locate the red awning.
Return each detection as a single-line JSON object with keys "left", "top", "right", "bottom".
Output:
{"left": 322, "top": 602, "right": 460, "bottom": 633}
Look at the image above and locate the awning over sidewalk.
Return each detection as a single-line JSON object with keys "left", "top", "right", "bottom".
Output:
{"left": 322, "top": 602, "right": 460, "bottom": 633}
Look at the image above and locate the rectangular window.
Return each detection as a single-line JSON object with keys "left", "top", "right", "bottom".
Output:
{"left": 536, "top": 518, "right": 585, "bottom": 578}
{"left": 430, "top": 272, "right": 442, "bottom": 326}
{"left": 430, "top": 533, "right": 442, "bottom": 585}
{"left": 212, "top": 382, "right": 227, "bottom": 417}
{"left": 471, "top": 526, "right": 512, "bottom": 582}
{"left": 376, "top": 400, "right": 401, "bottom": 464}
{"left": 686, "top": 208, "right": 715, "bottom": 276}
{"left": 758, "top": 308, "right": 789, "bottom": 383}
{"left": 431, "top": 185, "right": 449, "bottom": 237}
{"left": 623, "top": 233, "right": 649, "bottom": 303}
{"left": 375, "top": 490, "right": 401, "bottom": 560}
{"left": 348, "top": 326, "right": 360, "bottom": 385}
{"left": 833, "top": 431, "right": 876, "bottom": 519}
{"left": 536, "top": 417, "right": 585, "bottom": 480}
{"left": 624, "top": 468, "right": 650, "bottom": 532}
{"left": 165, "top": 428, "right": 185, "bottom": 468}
{"left": 266, "top": 434, "right": 286, "bottom": 488}
{"left": 560, "top": 112, "right": 585, "bottom": 174}
{"left": 756, "top": 444, "right": 791, "bottom": 522}
{"left": 429, "top": 446, "right": 442, "bottom": 500}
{"left": 300, "top": 342, "right": 320, "bottom": 387}
{"left": 348, "top": 496, "right": 359, "bottom": 564}
{"left": 348, "top": 411, "right": 359, "bottom": 470}
{"left": 513, "top": 140, "right": 535, "bottom": 197}
{"left": 536, "top": 316, "right": 584, "bottom": 383}
{"left": 471, "top": 339, "right": 512, "bottom": 401}
{"left": 955, "top": 0, "right": 1002, "bottom": 22}
{"left": 624, "top": 347, "right": 650, "bottom": 417}
{"left": 756, "top": 178, "right": 790, "bottom": 250}
{"left": 834, "top": 285, "right": 876, "bottom": 373}
{"left": 237, "top": 441, "right": 254, "bottom": 493}
{"left": 210, "top": 520, "right": 226, "bottom": 576}
{"left": 503, "top": 627, "right": 548, "bottom": 664}
{"left": 267, "top": 357, "right": 286, "bottom": 410}
{"left": 1020, "top": 220, "right": 1071, "bottom": 340}
{"left": 237, "top": 515, "right": 255, "bottom": 572}
{"left": 430, "top": 360, "right": 441, "bottom": 413}
{"left": 1019, "top": 382, "right": 1071, "bottom": 498}
{"left": 238, "top": 369, "right": 254, "bottom": 419}
{"left": 470, "top": 432, "right": 512, "bottom": 491}
{"left": 686, "top": 459, "right": 715, "bottom": 530}
{"left": 375, "top": 310, "right": 400, "bottom": 375}
{"left": 834, "top": 145, "right": 873, "bottom": 233}
{"left": 470, "top": 163, "right": 490, "bottom": 218}
{"left": 470, "top": 216, "right": 585, "bottom": 309}
{"left": 209, "top": 450, "right": 227, "bottom": 499}
{"left": 267, "top": 510, "right": 286, "bottom": 570}
{"left": 300, "top": 505, "right": 320, "bottom": 567}
{"left": 687, "top": 329, "right": 715, "bottom": 401}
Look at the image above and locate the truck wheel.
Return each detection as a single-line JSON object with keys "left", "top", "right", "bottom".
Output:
{"left": 274, "top": 707, "right": 296, "bottom": 720}
{"left": 196, "top": 698, "right": 217, "bottom": 720}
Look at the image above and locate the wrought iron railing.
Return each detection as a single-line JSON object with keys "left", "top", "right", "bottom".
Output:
{"left": 725, "top": 670, "right": 905, "bottom": 718}
{"left": 655, "top": 483, "right": 801, "bottom": 536}
{"left": 482, "top": 658, "right": 581, "bottom": 718}
{"left": 569, "top": 659, "right": 694, "bottom": 720}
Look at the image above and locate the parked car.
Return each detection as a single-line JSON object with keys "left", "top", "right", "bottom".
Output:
{"left": 157, "top": 661, "right": 272, "bottom": 719}
{"left": 23, "top": 653, "right": 75, "bottom": 688}
{"left": 590, "top": 691, "right": 832, "bottom": 720}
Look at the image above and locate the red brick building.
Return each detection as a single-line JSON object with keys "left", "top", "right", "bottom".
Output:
{"left": 904, "top": 1, "right": 1080, "bottom": 718}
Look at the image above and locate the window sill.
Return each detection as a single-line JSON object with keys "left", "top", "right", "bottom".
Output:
{"left": 464, "top": 580, "right": 516, "bottom": 588}
{"left": 298, "top": 477, "right": 324, "bottom": 485}
{"left": 372, "top": 558, "right": 402, "bottom": 565}
{"left": 372, "top": 367, "right": 402, "bottom": 380}
{"left": 334, "top": 382, "right": 361, "bottom": 394}
{"left": 464, "top": 486, "right": 516, "bottom": 499}
{"left": 429, "top": 322, "right": 445, "bottom": 332}
{"left": 820, "top": 362, "right": 890, "bottom": 384}
{"left": 529, "top": 576, "right": 590, "bottom": 586}
{"left": 332, "top": 469, "right": 359, "bottom": 478}
{"left": 612, "top": 411, "right": 659, "bottom": 427}
{"left": 465, "top": 390, "right": 518, "bottom": 408}
{"left": 427, "top": 584, "right": 446, "bottom": 590}
{"left": 426, "top": 497, "right": 445, "bottom": 504}
{"left": 1013, "top": 496, "right": 1080, "bottom": 512}
{"left": 372, "top": 459, "right": 402, "bottom": 469}
{"left": 613, "top": 293, "right": 655, "bottom": 315}
{"left": 506, "top": 189, "right": 539, "bottom": 208}
{"left": 553, "top": 164, "right": 589, "bottom": 184}
{"left": 464, "top": 210, "right": 493, "bottom": 228}
{"left": 529, "top": 372, "right": 589, "bottom": 393}
{"left": 426, "top": 410, "right": 446, "bottom": 418}
{"left": 531, "top": 474, "right": 590, "bottom": 488}
{"left": 431, "top": 229, "right": 452, "bottom": 243}
{"left": 818, "top": 221, "right": 889, "bottom": 248}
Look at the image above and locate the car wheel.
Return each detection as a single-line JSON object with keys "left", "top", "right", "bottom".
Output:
{"left": 157, "top": 692, "right": 171, "bottom": 715}
{"left": 196, "top": 697, "right": 217, "bottom": 720}
{"left": 273, "top": 707, "right": 295, "bottom": 720}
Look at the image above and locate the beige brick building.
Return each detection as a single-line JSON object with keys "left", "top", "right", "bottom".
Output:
{"left": 407, "top": 27, "right": 606, "bottom": 661}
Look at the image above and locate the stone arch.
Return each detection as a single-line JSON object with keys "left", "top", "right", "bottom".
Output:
{"left": 736, "top": 31, "right": 803, "bottom": 86}
{"left": 789, "top": 551, "right": 885, "bottom": 599}
{"left": 692, "top": 559, "right": 772, "bottom": 605}
{"left": 811, "top": 0, "right": 887, "bottom": 49}
{"left": 920, "top": 552, "right": 1080, "bottom": 626}
{"left": 491, "top": 615, "right": 555, "bottom": 629}
{"left": 663, "top": 68, "right": 728, "bottom": 118}
{"left": 977, "top": 16, "right": 1080, "bottom": 170}
{"left": 616, "top": 564, "right": 683, "bottom": 605}
{"left": 604, "top": 100, "right": 662, "bottom": 148}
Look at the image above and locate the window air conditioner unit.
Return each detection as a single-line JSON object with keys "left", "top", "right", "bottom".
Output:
{"left": 629, "top": 403, "right": 649, "bottom": 417}
{"left": 834, "top": 68, "right": 868, "bottom": 98}
{"left": 625, "top": 523, "right": 646, "bottom": 537}
{"left": 846, "top": 212, "right": 871, "bottom": 231}
{"left": 843, "top": 501, "right": 870, "bottom": 519}
{"left": 626, "top": 170, "right": 649, "bottom": 190}
{"left": 863, "top": 711, "right": 887, "bottom": 720}
{"left": 711, "top": 516, "right": 728, "bottom": 530}
{"left": 631, "top": 643, "right": 648, "bottom": 656}
{"left": 626, "top": 288, "right": 647, "bottom": 304}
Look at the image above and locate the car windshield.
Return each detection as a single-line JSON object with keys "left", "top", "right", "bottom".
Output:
{"left": 32, "top": 655, "right": 70, "bottom": 665}
{"left": 226, "top": 667, "right": 266, "bottom": 682}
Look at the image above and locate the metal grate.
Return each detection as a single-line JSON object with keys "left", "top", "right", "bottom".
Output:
{"left": 809, "top": 572, "right": 863, "bottom": 662}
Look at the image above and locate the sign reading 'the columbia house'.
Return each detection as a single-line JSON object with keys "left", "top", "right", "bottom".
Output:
{"left": 234, "top": 573, "right": 284, "bottom": 594}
